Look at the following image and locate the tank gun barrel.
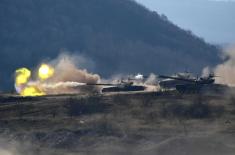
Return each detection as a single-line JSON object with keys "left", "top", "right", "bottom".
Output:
{"left": 86, "top": 83, "right": 115, "bottom": 86}
{"left": 158, "top": 75, "right": 196, "bottom": 83}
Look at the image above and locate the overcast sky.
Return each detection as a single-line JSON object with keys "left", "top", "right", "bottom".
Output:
{"left": 136, "top": 0, "right": 235, "bottom": 44}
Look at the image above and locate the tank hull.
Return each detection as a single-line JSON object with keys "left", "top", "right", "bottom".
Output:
{"left": 102, "top": 86, "right": 146, "bottom": 93}
{"left": 176, "top": 84, "right": 229, "bottom": 94}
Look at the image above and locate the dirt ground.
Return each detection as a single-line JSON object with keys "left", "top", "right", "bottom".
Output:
{"left": 0, "top": 91, "right": 234, "bottom": 155}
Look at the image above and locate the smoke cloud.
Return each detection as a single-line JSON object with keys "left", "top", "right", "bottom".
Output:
{"left": 40, "top": 53, "right": 101, "bottom": 94}
{"left": 144, "top": 73, "right": 158, "bottom": 85}
{"left": 213, "top": 45, "right": 235, "bottom": 86}
{"left": 48, "top": 53, "right": 100, "bottom": 84}
{"left": 15, "top": 53, "right": 101, "bottom": 96}
{"left": 144, "top": 73, "right": 160, "bottom": 91}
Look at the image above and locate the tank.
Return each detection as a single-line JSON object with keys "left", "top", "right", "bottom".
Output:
{"left": 102, "top": 85, "right": 146, "bottom": 93}
{"left": 159, "top": 73, "right": 226, "bottom": 94}
{"left": 87, "top": 80, "right": 146, "bottom": 93}
{"left": 159, "top": 72, "right": 196, "bottom": 89}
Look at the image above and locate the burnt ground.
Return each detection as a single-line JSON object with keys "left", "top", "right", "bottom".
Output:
{"left": 0, "top": 91, "right": 235, "bottom": 155}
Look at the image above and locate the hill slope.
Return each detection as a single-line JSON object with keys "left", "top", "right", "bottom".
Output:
{"left": 0, "top": 0, "right": 221, "bottom": 90}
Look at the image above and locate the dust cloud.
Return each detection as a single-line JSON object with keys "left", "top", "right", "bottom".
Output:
{"left": 214, "top": 45, "right": 235, "bottom": 86}
{"left": 40, "top": 53, "right": 101, "bottom": 94}
{"left": 48, "top": 53, "right": 100, "bottom": 84}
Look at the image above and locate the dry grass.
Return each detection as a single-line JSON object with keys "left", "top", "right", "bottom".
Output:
{"left": 0, "top": 92, "right": 234, "bottom": 155}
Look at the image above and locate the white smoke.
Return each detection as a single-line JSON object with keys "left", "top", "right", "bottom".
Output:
{"left": 135, "top": 73, "right": 144, "bottom": 80}
{"left": 41, "top": 81, "right": 86, "bottom": 89}
{"left": 144, "top": 73, "right": 160, "bottom": 92}
{"left": 144, "top": 73, "right": 158, "bottom": 85}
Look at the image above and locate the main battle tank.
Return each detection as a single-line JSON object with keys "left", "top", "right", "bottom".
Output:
{"left": 159, "top": 72, "right": 196, "bottom": 89}
{"left": 87, "top": 80, "right": 146, "bottom": 93}
{"left": 159, "top": 73, "right": 228, "bottom": 94}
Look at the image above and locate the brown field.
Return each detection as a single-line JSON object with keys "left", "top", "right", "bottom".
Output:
{"left": 0, "top": 91, "right": 235, "bottom": 155}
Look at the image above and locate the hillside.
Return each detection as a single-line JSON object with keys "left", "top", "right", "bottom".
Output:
{"left": 0, "top": 0, "right": 221, "bottom": 90}
{"left": 0, "top": 92, "right": 234, "bottom": 155}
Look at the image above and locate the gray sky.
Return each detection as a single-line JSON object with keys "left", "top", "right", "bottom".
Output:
{"left": 135, "top": 0, "right": 235, "bottom": 44}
